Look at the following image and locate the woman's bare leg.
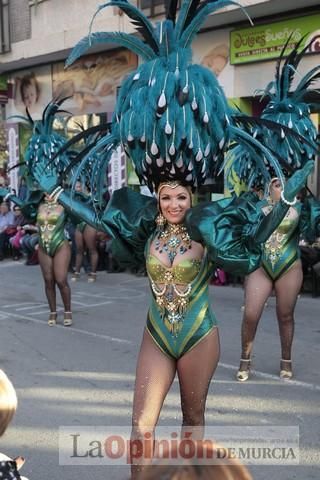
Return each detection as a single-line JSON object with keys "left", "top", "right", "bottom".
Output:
{"left": 131, "top": 329, "right": 176, "bottom": 479}
{"left": 74, "top": 229, "right": 84, "bottom": 275}
{"left": 274, "top": 261, "right": 303, "bottom": 375}
{"left": 53, "top": 242, "right": 72, "bottom": 313}
{"left": 38, "top": 247, "right": 56, "bottom": 314}
{"left": 83, "top": 225, "right": 98, "bottom": 275}
{"left": 239, "top": 267, "right": 273, "bottom": 371}
{"left": 177, "top": 327, "right": 220, "bottom": 438}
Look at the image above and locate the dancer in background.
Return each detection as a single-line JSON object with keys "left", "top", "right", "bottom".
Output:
{"left": 226, "top": 42, "right": 320, "bottom": 381}
{"left": 237, "top": 178, "right": 320, "bottom": 381}
{"left": 0, "top": 99, "right": 77, "bottom": 326}
{"left": 0, "top": 186, "right": 73, "bottom": 327}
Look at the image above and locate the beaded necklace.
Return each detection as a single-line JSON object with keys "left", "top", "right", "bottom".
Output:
{"left": 155, "top": 222, "right": 192, "bottom": 264}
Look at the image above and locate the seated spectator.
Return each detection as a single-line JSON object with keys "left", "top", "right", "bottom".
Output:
{"left": 19, "top": 226, "right": 39, "bottom": 265}
{"left": 0, "top": 369, "right": 29, "bottom": 479}
{"left": 9, "top": 206, "right": 28, "bottom": 260}
{"left": 0, "top": 202, "right": 15, "bottom": 260}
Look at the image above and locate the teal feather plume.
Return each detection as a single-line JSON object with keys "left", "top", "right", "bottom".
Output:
{"left": 23, "top": 99, "right": 72, "bottom": 179}
{"left": 180, "top": 0, "right": 253, "bottom": 48}
{"left": 66, "top": 32, "right": 155, "bottom": 67}
{"left": 63, "top": 0, "right": 318, "bottom": 194}
{"left": 89, "top": 1, "right": 159, "bottom": 53}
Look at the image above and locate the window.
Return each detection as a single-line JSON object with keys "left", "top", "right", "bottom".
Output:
{"left": 138, "top": 0, "right": 181, "bottom": 18}
{"left": 0, "top": 0, "right": 10, "bottom": 53}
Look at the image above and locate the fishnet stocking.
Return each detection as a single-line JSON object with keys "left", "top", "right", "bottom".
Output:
{"left": 131, "top": 328, "right": 220, "bottom": 479}
{"left": 241, "top": 262, "right": 302, "bottom": 365}
{"left": 274, "top": 260, "right": 303, "bottom": 360}
{"left": 38, "top": 242, "right": 71, "bottom": 313}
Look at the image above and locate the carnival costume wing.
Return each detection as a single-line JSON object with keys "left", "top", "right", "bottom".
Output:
{"left": 61, "top": 0, "right": 294, "bottom": 203}
{"left": 227, "top": 39, "right": 320, "bottom": 191}
{"left": 102, "top": 187, "right": 158, "bottom": 268}
{"left": 185, "top": 192, "right": 284, "bottom": 275}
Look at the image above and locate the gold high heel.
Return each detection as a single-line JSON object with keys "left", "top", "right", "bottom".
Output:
{"left": 280, "top": 359, "right": 293, "bottom": 379}
{"left": 71, "top": 272, "right": 80, "bottom": 282}
{"left": 87, "top": 272, "right": 97, "bottom": 283}
{"left": 63, "top": 311, "right": 73, "bottom": 326}
{"left": 236, "top": 359, "right": 251, "bottom": 382}
{"left": 48, "top": 312, "right": 57, "bottom": 326}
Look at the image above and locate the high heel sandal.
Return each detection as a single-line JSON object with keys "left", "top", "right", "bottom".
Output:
{"left": 71, "top": 272, "right": 80, "bottom": 282}
{"left": 48, "top": 312, "right": 57, "bottom": 326}
{"left": 88, "top": 272, "right": 97, "bottom": 283}
{"left": 280, "top": 359, "right": 293, "bottom": 379}
{"left": 63, "top": 311, "right": 73, "bottom": 327}
{"left": 236, "top": 359, "right": 251, "bottom": 382}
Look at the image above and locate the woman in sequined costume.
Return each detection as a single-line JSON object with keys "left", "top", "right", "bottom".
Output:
{"left": 31, "top": 163, "right": 312, "bottom": 478}
{"left": 237, "top": 178, "right": 320, "bottom": 381}
{"left": 0, "top": 187, "right": 72, "bottom": 327}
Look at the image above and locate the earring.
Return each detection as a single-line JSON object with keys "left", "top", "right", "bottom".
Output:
{"left": 156, "top": 212, "right": 166, "bottom": 229}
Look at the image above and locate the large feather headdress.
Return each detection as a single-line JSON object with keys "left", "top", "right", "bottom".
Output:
{"left": 227, "top": 38, "right": 320, "bottom": 191}
{"left": 60, "top": 0, "right": 306, "bottom": 198}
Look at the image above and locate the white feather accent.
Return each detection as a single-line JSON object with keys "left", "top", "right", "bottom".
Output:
{"left": 169, "top": 144, "right": 175, "bottom": 155}
{"left": 196, "top": 149, "right": 203, "bottom": 161}
{"left": 158, "top": 91, "right": 166, "bottom": 108}
{"left": 151, "top": 142, "right": 159, "bottom": 155}
{"left": 176, "top": 155, "right": 183, "bottom": 168}
{"left": 165, "top": 123, "right": 172, "bottom": 135}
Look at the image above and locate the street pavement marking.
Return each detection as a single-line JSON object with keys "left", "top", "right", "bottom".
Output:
{"left": 3, "top": 307, "right": 320, "bottom": 392}
{"left": 15, "top": 303, "right": 50, "bottom": 311}
{"left": 4, "top": 311, "right": 132, "bottom": 345}
{"left": 2, "top": 302, "right": 46, "bottom": 308}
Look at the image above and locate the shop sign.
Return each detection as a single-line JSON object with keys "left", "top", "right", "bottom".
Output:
{"left": 230, "top": 14, "right": 320, "bottom": 64}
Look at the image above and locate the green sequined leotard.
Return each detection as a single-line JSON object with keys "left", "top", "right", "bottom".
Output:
{"left": 37, "top": 202, "right": 68, "bottom": 257}
{"left": 146, "top": 245, "right": 217, "bottom": 359}
{"left": 261, "top": 203, "right": 302, "bottom": 281}
{"left": 55, "top": 188, "right": 304, "bottom": 360}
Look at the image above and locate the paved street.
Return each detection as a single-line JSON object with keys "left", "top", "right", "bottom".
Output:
{"left": 0, "top": 260, "right": 319, "bottom": 480}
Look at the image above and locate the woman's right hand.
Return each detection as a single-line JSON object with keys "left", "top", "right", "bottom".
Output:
{"left": 283, "top": 161, "right": 314, "bottom": 202}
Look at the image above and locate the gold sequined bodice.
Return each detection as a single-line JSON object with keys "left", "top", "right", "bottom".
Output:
{"left": 147, "top": 254, "right": 201, "bottom": 284}
{"left": 37, "top": 201, "right": 66, "bottom": 255}
{"left": 262, "top": 205, "right": 300, "bottom": 279}
{"left": 146, "top": 247, "right": 202, "bottom": 336}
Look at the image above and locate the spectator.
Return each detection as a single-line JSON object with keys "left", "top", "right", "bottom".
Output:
{"left": 19, "top": 224, "right": 39, "bottom": 265}
{"left": 0, "top": 202, "right": 15, "bottom": 260}
{"left": 0, "top": 369, "right": 29, "bottom": 479}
